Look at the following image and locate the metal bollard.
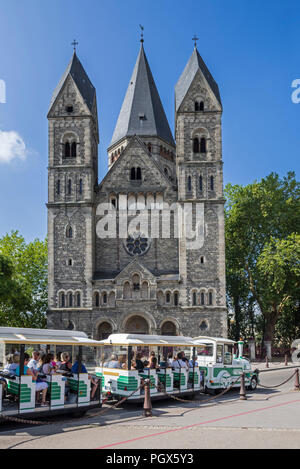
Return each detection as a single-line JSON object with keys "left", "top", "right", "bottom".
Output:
{"left": 265, "top": 356, "right": 269, "bottom": 368}
{"left": 294, "top": 369, "right": 300, "bottom": 391}
{"left": 239, "top": 373, "right": 247, "bottom": 400}
{"left": 143, "top": 379, "right": 152, "bottom": 417}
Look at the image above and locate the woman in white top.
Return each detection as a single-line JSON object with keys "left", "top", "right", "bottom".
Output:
{"left": 172, "top": 353, "right": 188, "bottom": 370}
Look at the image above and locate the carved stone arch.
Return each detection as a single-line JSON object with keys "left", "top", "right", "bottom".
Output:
{"left": 57, "top": 290, "right": 66, "bottom": 308}
{"left": 94, "top": 318, "right": 116, "bottom": 340}
{"left": 120, "top": 311, "right": 156, "bottom": 334}
{"left": 157, "top": 290, "right": 164, "bottom": 306}
{"left": 199, "top": 319, "right": 210, "bottom": 333}
{"left": 159, "top": 317, "right": 180, "bottom": 336}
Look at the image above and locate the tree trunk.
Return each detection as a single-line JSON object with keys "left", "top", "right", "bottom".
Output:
{"left": 263, "top": 311, "right": 278, "bottom": 342}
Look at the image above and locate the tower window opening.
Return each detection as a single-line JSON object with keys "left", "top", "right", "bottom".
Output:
{"left": 67, "top": 179, "right": 72, "bottom": 195}
{"left": 166, "top": 292, "right": 171, "bottom": 304}
{"left": 130, "top": 167, "right": 136, "bottom": 180}
{"left": 68, "top": 258, "right": 73, "bottom": 266}
{"left": 65, "top": 142, "right": 71, "bottom": 158}
{"left": 76, "top": 292, "right": 81, "bottom": 307}
{"left": 200, "top": 256, "right": 204, "bottom": 264}
{"left": 95, "top": 292, "right": 100, "bottom": 307}
{"left": 193, "top": 137, "right": 200, "bottom": 153}
{"left": 66, "top": 105, "right": 73, "bottom": 113}
{"left": 147, "top": 143, "right": 152, "bottom": 152}
{"left": 209, "top": 292, "right": 213, "bottom": 305}
{"left": 201, "top": 292, "right": 205, "bottom": 305}
{"left": 71, "top": 142, "right": 77, "bottom": 157}
{"left": 200, "top": 137, "right": 206, "bottom": 153}
{"left": 68, "top": 293, "right": 73, "bottom": 308}
{"left": 192, "top": 291, "right": 197, "bottom": 306}
{"left": 57, "top": 180, "right": 60, "bottom": 195}
{"left": 103, "top": 292, "right": 107, "bottom": 304}
{"left": 174, "top": 292, "right": 179, "bottom": 306}
{"left": 60, "top": 292, "right": 65, "bottom": 308}
{"left": 187, "top": 175, "right": 192, "bottom": 192}
{"left": 195, "top": 101, "right": 199, "bottom": 111}
{"left": 199, "top": 101, "right": 204, "bottom": 111}
{"left": 79, "top": 179, "right": 83, "bottom": 194}
{"left": 199, "top": 175, "right": 203, "bottom": 191}
{"left": 210, "top": 176, "right": 214, "bottom": 191}
{"left": 136, "top": 167, "right": 142, "bottom": 180}
{"left": 66, "top": 226, "right": 73, "bottom": 238}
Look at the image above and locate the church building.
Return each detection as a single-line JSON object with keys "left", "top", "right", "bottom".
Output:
{"left": 46, "top": 38, "right": 227, "bottom": 339}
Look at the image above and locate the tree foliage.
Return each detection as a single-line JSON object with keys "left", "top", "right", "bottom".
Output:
{"left": 225, "top": 172, "right": 300, "bottom": 344}
{"left": 0, "top": 231, "right": 47, "bottom": 328}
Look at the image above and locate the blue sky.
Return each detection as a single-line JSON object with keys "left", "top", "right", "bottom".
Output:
{"left": 0, "top": 0, "right": 299, "bottom": 241}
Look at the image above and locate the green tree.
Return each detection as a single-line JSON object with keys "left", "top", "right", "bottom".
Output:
{"left": 0, "top": 231, "right": 47, "bottom": 328}
{"left": 225, "top": 172, "right": 300, "bottom": 344}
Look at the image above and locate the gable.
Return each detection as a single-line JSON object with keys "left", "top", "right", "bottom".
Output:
{"left": 114, "top": 258, "right": 156, "bottom": 285}
{"left": 99, "top": 136, "right": 174, "bottom": 194}
{"left": 48, "top": 74, "right": 92, "bottom": 119}
{"left": 178, "top": 69, "right": 222, "bottom": 114}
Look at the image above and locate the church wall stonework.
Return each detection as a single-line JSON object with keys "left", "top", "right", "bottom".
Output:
{"left": 47, "top": 46, "right": 228, "bottom": 340}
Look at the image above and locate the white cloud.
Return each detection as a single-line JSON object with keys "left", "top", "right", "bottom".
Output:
{"left": 0, "top": 130, "right": 27, "bottom": 163}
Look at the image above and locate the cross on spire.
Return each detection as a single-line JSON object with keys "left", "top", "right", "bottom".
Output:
{"left": 71, "top": 39, "right": 78, "bottom": 52}
{"left": 192, "top": 34, "right": 199, "bottom": 48}
{"left": 139, "top": 24, "right": 144, "bottom": 43}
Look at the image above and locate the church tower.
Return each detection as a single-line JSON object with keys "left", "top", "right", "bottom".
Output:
{"left": 47, "top": 51, "right": 99, "bottom": 331}
{"left": 175, "top": 45, "right": 227, "bottom": 336}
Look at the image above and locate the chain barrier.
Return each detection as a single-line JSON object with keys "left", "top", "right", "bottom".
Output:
{"left": 257, "top": 369, "right": 297, "bottom": 389}
{"left": 153, "top": 373, "right": 243, "bottom": 405}
{"left": 0, "top": 383, "right": 143, "bottom": 427}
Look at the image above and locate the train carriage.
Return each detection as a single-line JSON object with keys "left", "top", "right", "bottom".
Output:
{"left": 0, "top": 327, "right": 103, "bottom": 420}
{"left": 95, "top": 333, "right": 204, "bottom": 402}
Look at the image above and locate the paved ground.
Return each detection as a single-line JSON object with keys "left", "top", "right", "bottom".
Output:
{"left": 1, "top": 368, "right": 300, "bottom": 449}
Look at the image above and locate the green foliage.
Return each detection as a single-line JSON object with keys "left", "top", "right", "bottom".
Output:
{"left": 225, "top": 172, "right": 300, "bottom": 343}
{"left": 0, "top": 231, "right": 47, "bottom": 328}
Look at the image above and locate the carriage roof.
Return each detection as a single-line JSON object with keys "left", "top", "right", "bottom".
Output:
{"left": 0, "top": 326, "right": 102, "bottom": 347}
{"left": 192, "top": 336, "right": 236, "bottom": 346}
{"left": 99, "top": 333, "right": 195, "bottom": 347}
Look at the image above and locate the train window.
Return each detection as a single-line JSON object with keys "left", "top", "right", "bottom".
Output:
{"left": 197, "top": 344, "right": 213, "bottom": 356}
{"left": 224, "top": 344, "right": 233, "bottom": 365}
{"left": 216, "top": 345, "right": 223, "bottom": 363}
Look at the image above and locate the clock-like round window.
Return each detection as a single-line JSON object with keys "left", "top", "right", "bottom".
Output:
{"left": 124, "top": 232, "right": 150, "bottom": 256}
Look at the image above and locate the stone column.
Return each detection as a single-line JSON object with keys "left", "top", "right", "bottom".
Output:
{"left": 248, "top": 339, "right": 256, "bottom": 361}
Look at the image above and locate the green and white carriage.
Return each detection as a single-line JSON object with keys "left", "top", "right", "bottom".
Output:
{"left": 193, "top": 336, "right": 259, "bottom": 393}
{"left": 95, "top": 333, "right": 204, "bottom": 402}
{"left": 0, "top": 327, "right": 103, "bottom": 419}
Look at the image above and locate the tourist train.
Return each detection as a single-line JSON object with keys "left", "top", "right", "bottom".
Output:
{"left": 0, "top": 327, "right": 258, "bottom": 420}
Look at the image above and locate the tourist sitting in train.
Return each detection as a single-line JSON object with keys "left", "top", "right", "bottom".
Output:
{"left": 132, "top": 352, "right": 144, "bottom": 372}
{"left": 188, "top": 355, "right": 199, "bottom": 368}
{"left": 4, "top": 352, "right": 20, "bottom": 374}
{"left": 172, "top": 352, "right": 188, "bottom": 370}
{"left": 71, "top": 356, "right": 99, "bottom": 400}
{"left": 59, "top": 352, "right": 72, "bottom": 372}
{"left": 39, "top": 353, "right": 57, "bottom": 376}
{"left": 15, "top": 353, "right": 48, "bottom": 407}
{"left": 28, "top": 350, "right": 41, "bottom": 372}
{"left": 167, "top": 353, "right": 173, "bottom": 367}
{"left": 180, "top": 351, "right": 189, "bottom": 365}
{"left": 149, "top": 351, "right": 158, "bottom": 369}
{"left": 106, "top": 354, "right": 121, "bottom": 369}
{"left": 54, "top": 351, "right": 62, "bottom": 368}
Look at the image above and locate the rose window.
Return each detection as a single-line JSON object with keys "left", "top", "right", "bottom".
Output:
{"left": 124, "top": 233, "right": 150, "bottom": 256}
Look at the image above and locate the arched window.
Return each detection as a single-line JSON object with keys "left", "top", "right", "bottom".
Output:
{"left": 193, "top": 137, "right": 200, "bottom": 153}
{"left": 60, "top": 292, "right": 65, "bottom": 308}
{"left": 187, "top": 176, "right": 192, "bottom": 192}
{"left": 132, "top": 274, "right": 140, "bottom": 291}
{"left": 209, "top": 292, "right": 213, "bottom": 305}
{"left": 95, "top": 292, "right": 100, "bottom": 307}
{"left": 65, "top": 142, "right": 71, "bottom": 158}
{"left": 76, "top": 292, "right": 81, "bottom": 307}
{"left": 103, "top": 292, "right": 107, "bottom": 304}
{"left": 200, "top": 137, "right": 206, "bottom": 153}
{"left": 130, "top": 167, "right": 136, "bottom": 180}
{"left": 166, "top": 292, "right": 171, "bottom": 304}
{"left": 210, "top": 176, "right": 214, "bottom": 191}
{"left": 195, "top": 101, "right": 199, "bottom": 111}
{"left": 123, "top": 282, "right": 131, "bottom": 300}
{"left": 66, "top": 226, "right": 73, "bottom": 238}
{"left": 201, "top": 292, "right": 205, "bottom": 305}
{"left": 79, "top": 179, "right": 83, "bottom": 195}
{"left": 199, "top": 175, "right": 203, "bottom": 192}
{"left": 67, "top": 179, "right": 72, "bottom": 195}
{"left": 199, "top": 101, "right": 204, "bottom": 111}
{"left": 71, "top": 142, "right": 77, "bottom": 158}
{"left": 68, "top": 258, "right": 73, "bottom": 266}
{"left": 147, "top": 143, "right": 152, "bottom": 152}
{"left": 136, "top": 167, "right": 142, "bottom": 180}
{"left": 68, "top": 292, "right": 73, "bottom": 307}
{"left": 192, "top": 291, "right": 197, "bottom": 306}
{"left": 57, "top": 180, "right": 60, "bottom": 195}
{"left": 200, "top": 320, "right": 208, "bottom": 331}
{"left": 174, "top": 292, "right": 179, "bottom": 306}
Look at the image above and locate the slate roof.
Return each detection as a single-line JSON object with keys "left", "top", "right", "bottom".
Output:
{"left": 109, "top": 44, "right": 175, "bottom": 148}
{"left": 48, "top": 52, "right": 96, "bottom": 113}
{"left": 175, "top": 47, "right": 222, "bottom": 112}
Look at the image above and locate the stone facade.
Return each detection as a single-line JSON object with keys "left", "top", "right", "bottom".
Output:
{"left": 47, "top": 46, "right": 227, "bottom": 340}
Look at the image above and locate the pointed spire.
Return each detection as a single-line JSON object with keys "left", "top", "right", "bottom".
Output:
{"left": 109, "top": 44, "right": 175, "bottom": 148}
{"left": 49, "top": 51, "right": 96, "bottom": 114}
{"left": 175, "top": 46, "right": 222, "bottom": 112}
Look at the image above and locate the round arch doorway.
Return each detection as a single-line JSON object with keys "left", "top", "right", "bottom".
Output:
{"left": 124, "top": 315, "right": 149, "bottom": 334}
{"left": 161, "top": 321, "right": 177, "bottom": 336}
{"left": 97, "top": 321, "right": 113, "bottom": 340}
